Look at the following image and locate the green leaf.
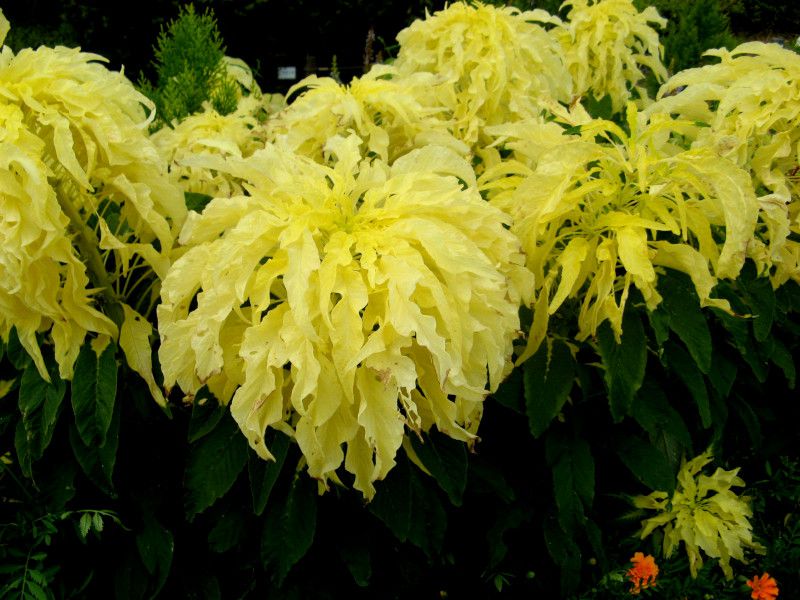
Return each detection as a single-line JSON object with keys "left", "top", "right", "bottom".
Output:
{"left": 524, "top": 339, "right": 575, "bottom": 438}
{"left": 93, "top": 512, "right": 104, "bottom": 533}
{"left": 184, "top": 191, "right": 213, "bottom": 213}
{"left": 69, "top": 396, "right": 121, "bottom": 495}
{"left": 208, "top": 511, "right": 245, "bottom": 554}
{"left": 739, "top": 266, "right": 775, "bottom": 342}
{"left": 658, "top": 271, "right": 713, "bottom": 373}
{"left": 663, "top": 342, "right": 711, "bottom": 428}
{"left": 261, "top": 475, "right": 317, "bottom": 586}
{"left": 409, "top": 431, "right": 468, "bottom": 506}
{"left": 135, "top": 514, "right": 173, "bottom": 598}
{"left": 763, "top": 337, "right": 796, "bottom": 388}
{"left": 369, "top": 457, "right": 413, "bottom": 542}
{"left": 486, "top": 506, "right": 529, "bottom": 570}
{"left": 71, "top": 340, "right": 118, "bottom": 447}
{"left": 546, "top": 434, "right": 594, "bottom": 534}
{"left": 6, "top": 327, "right": 32, "bottom": 370}
{"left": 79, "top": 513, "right": 92, "bottom": 539}
{"left": 185, "top": 411, "right": 248, "bottom": 519}
{"left": 338, "top": 530, "right": 372, "bottom": 587}
{"left": 707, "top": 352, "right": 737, "bottom": 399}
{"left": 491, "top": 367, "right": 524, "bottom": 414}
{"left": 631, "top": 383, "right": 692, "bottom": 471}
{"left": 187, "top": 387, "right": 226, "bottom": 443}
{"left": 543, "top": 517, "right": 581, "bottom": 596}
{"left": 616, "top": 435, "right": 675, "bottom": 493}
{"left": 248, "top": 430, "right": 291, "bottom": 516}
{"left": 18, "top": 361, "right": 66, "bottom": 461}
{"left": 405, "top": 464, "right": 447, "bottom": 558}
{"left": 597, "top": 312, "right": 647, "bottom": 421}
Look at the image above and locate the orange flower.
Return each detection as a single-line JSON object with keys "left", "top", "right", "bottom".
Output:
{"left": 627, "top": 552, "right": 659, "bottom": 595}
{"left": 746, "top": 573, "right": 779, "bottom": 600}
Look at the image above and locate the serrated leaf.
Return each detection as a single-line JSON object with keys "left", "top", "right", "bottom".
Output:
{"left": 764, "top": 337, "right": 796, "bottom": 388}
{"left": 71, "top": 340, "right": 118, "bottom": 447}
{"left": 18, "top": 361, "right": 65, "bottom": 461}
{"left": 79, "top": 513, "right": 92, "bottom": 539}
{"left": 543, "top": 517, "right": 581, "bottom": 596}
{"left": 663, "top": 342, "right": 711, "bottom": 428}
{"left": 261, "top": 475, "right": 317, "bottom": 585}
{"left": 486, "top": 506, "right": 529, "bottom": 570}
{"left": 409, "top": 431, "right": 467, "bottom": 506}
{"left": 248, "top": 430, "right": 290, "bottom": 516}
{"left": 524, "top": 339, "right": 575, "bottom": 438}
{"left": 658, "top": 271, "right": 712, "bottom": 373}
{"left": 338, "top": 529, "right": 372, "bottom": 587}
{"left": 185, "top": 411, "right": 248, "bottom": 519}
{"left": 739, "top": 266, "right": 775, "bottom": 342}
{"left": 93, "top": 513, "right": 104, "bottom": 534}
{"left": 616, "top": 435, "right": 675, "bottom": 493}
{"left": 547, "top": 434, "right": 594, "bottom": 535}
{"left": 707, "top": 352, "right": 737, "bottom": 399}
{"left": 597, "top": 312, "right": 647, "bottom": 421}
{"left": 406, "top": 464, "right": 447, "bottom": 558}
{"left": 119, "top": 304, "right": 166, "bottom": 408}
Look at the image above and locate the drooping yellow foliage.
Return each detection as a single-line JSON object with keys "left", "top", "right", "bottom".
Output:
{"left": 392, "top": 1, "right": 572, "bottom": 149}
{"left": 649, "top": 42, "right": 800, "bottom": 287}
{"left": 0, "top": 29, "right": 184, "bottom": 380}
{"left": 481, "top": 104, "right": 757, "bottom": 352}
{"left": 555, "top": 0, "right": 668, "bottom": 112}
{"left": 158, "top": 135, "right": 533, "bottom": 498}
{"left": 634, "top": 450, "right": 765, "bottom": 579}
{"left": 266, "top": 68, "right": 460, "bottom": 164}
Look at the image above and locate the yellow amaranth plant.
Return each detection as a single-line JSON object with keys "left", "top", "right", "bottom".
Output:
{"left": 480, "top": 104, "right": 757, "bottom": 355}
{"left": 392, "top": 1, "right": 572, "bottom": 150}
{"left": 266, "top": 68, "right": 460, "bottom": 164}
{"left": 634, "top": 450, "right": 765, "bottom": 579}
{"left": 152, "top": 95, "right": 277, "bottom": 198}
{"left": 0, "top": 17, "right": 184, "bottom": 392}
{"left": 649, "top": 42, "right": 800, "bottom": 287}
{"left": 555, "top": 0, "right": 668, "bottom": 112}
{"left": 158, "top": 135, "right": 533, "bottom": 498}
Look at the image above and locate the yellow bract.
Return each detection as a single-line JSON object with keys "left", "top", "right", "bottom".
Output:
{"left": 392, "top": 1, "right": 572, "bottom": 149}
{"left": 158, "top": 135, "right": 533, "bottom": 498}
{"left": 634, "top": 450, "right": 765, "bottom": 579}
{"left": 649, "top": 42, "right": 800, "bottom": 287}
{"left": 267, "top": 69, "right": 459, "bottom": 164}
{"left": 0, "top": 32, "right": 184, "bottom": 380}
{"left": 481, "top": 104, "right": 757, "bottom": 351}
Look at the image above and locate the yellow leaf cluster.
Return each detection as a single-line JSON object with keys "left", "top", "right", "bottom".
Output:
{"left": 481, "top": 104, "right": 757, "bottom": 350}
{"left": 0, "top": 25, "right": 184, "bottom": 380}
{"left": 157, "top": 135, "right": 532, "bottom": 498}
{"left": 555, "top": 0, "right": 668, "bottom": 112}
{"left": 392, "top": 1, "right": 572, "bottom": 149}
{"left": 634, "top": 450, "right": 765, "bottom": 579}
{"left": 649, "top": 42, "right": 800, "bottom": 287}
{"left": 267, "top": 69, "right": 460, "bottom": 164}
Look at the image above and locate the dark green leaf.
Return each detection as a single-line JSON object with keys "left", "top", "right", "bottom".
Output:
{"left": 547, "top": 434, "right": 593, "bottom": 534}
{"left": 406, "top": 465, "right": 447, "bottom": 558}
{"left": 18, "top": 361, "right": 65, "bottom": 461}
{"left": 486, "top": 506, "right": 529, "bottom": 570}
{"left": 369, "top": 457, "right": 412, "bottom": 543}
{"left": 658, "top": 271, "right": 713, "bottom": 373}
{"left": 135, "top": 515, "right": 173, "bottom": 599}
{"left": 469, "top": 459, "right": 515, "bottom": 504}
{"left": 338, "top": 530, "right": 372, "bottom": 587}
{"left": 663, "top": 342, "right": 711, "bottom": 428}
{"left": 185, "top": 411, "right": 248, "bottom": 519}
{"left": 524, "top": 339, "right": 575, "bottom": 438}
{"left": 739, "top": 267, "right": 775, "bottom": 342}
{"left": 597, "top": 312, "right": 647, "bottom": 421}
{"left": 632, "top": 383, "right": 692, "bottom": 471}
{"left": 543, "top": 517, "right": 581, "bottom": 596}
{"left": 707, "top": 352, "right": 737, "bottom": 399}
{"left": 187, "top": 387, "right": 226, "bottom": 443}
{"left": 70, "top": 397, "right": 121, "bottom": 494}
{"left": 208, "top": 511, "right": 245, "bottom": 554}
{"left": 764, "top": 337, "right": 796, "bottom": 388}
{"left": 491, "top": 367, "right": 523, "bottom": 413}
{"left": 248, "top": 430, "right": 291, "bottom": 516}
{"left": 616, "top": 435, "right": 675, "bottom": 493}
{"left": 410, "top": 431, "right": 468, "bottom": 506}
{"left": 6, "top": 327, "right": 32, "bottom": 370}
{"left": 71, "top": 341, "right": 118, "bottom": 447}
{"left": 261, "top": 475, "right": 317, "bottom": 586}
{"left": 185, "top": 191, "right": 213, "bottom": 213}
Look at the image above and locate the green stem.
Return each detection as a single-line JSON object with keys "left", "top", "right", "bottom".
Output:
{"left": 55, "top": 185, "right": 120, "bottom": 310}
